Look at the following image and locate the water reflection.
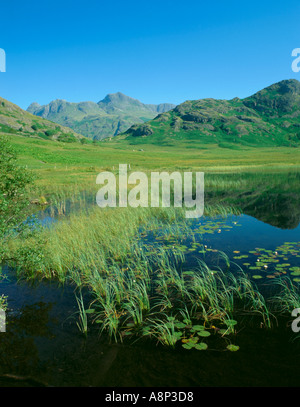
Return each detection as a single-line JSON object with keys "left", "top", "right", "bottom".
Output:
{"left": 0, "top": 269, "right": 84, "bottom": 386}
{"left": 205, "top": 171, "right": 300, "bottom": 229}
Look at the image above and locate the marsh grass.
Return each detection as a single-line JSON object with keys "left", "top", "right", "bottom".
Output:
{"left": 74, "top": 290, "right": 89, "bottom": 337}
{"left": 270, "top": 276, "right": 300, "bottom": 314}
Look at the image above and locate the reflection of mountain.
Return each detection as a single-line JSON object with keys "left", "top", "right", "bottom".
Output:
{"left": 205, "top": 172, "right": 300, "bottom": 229}
{"left": 240, "top": 192, "right": 300, "bottom": 230}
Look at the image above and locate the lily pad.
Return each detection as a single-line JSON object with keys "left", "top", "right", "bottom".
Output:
{"left": 195, "top": 343, "right": 208, "bottom": 350}
{"left": 226, "top": 344, "right": 240, "bottom": 352}
{"left": 190, "top": 325, "right": 206, "bottom": 332}
{"left": 291, "top": 271, "right": 300, "bottom": 276}
{"left": 182, "top": 343, "right": 194, "bottom": 350}
{"left": 197, "top": 330, "right": 211, "bottom": 337}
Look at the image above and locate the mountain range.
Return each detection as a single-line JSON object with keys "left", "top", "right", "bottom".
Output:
{"left": 119, "top": 79, "right": 300, "bottom": 147}
{"left": 27, "top": 93, "right": 175, "bottom": 140}
{"left": 2, "top": 79, "right": 300, "bottom": 148}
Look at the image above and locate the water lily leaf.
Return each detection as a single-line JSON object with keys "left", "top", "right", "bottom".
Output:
{"left": 291, "top": 271, "right": 300, "bottom": 276}
{"left": 195, "top": 343, "right": 208, "bottom": 350}
{"left": 182, "top": 343, "right": 194, "bottom": 350}
{"left": 197, "top": 330, "right": 211, "bottom": 337}
{"left": 191, "top": 325, "right": 206, "bottom": 331}
{"left": 227, "top": 344, "right": 240, "bottom": 352}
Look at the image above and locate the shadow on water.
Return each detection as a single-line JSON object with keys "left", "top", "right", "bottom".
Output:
{"left": 0, "top": 171, "right": 300, "bottom": 386}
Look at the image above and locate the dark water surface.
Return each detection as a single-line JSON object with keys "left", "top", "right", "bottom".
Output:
{"left": 0, "top": 263, "right": 300, "bottom": 387}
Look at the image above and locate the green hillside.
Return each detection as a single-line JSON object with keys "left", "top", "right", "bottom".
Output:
{"left": 0, "top": 96, "right": 85, "bottom": 143}
{"left": 27, "top": 92, "right": 175, "bottom": 141}
{"left": 118, "top": 79, "right": 300, "bottom": 148}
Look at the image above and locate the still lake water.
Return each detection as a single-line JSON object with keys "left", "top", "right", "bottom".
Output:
{"left": 0, "top": 175, "right": 300, "bottom": 387}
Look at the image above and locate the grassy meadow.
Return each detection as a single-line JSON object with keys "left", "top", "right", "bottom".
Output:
{"left": 7, "top": 133, "right": 300, "bottom": 195}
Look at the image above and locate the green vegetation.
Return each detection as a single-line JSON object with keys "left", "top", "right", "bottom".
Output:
{"left": 120, "top": 79, "right": 300, "bottom": 148}
{"left": 6, "top": 205, "right": 274, "bottom": 350}
{"left": 0, "top": 96, "right": 85, "bottom": 143}
{"left": 6, "top": 199, "right": 300, "bottom": 351}
{"left": 0, "top": 136, "right": 34, "bottom": 258}
{"left": 4, "top": 132, "right": 300, "bottom": 197}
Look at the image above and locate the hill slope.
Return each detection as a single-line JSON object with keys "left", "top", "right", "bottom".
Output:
{"left": 119, "top": 79, "right": 300, "bottom": 147}
{"left": 27, "top": 93, "right": 175, "bottom": 140}
{"left": 0, "top": 96, "right": 85, "bottom": 142}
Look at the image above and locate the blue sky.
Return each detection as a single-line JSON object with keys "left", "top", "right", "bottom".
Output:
{"left": 1, "top": 0, "right": 300, "bottom": 109}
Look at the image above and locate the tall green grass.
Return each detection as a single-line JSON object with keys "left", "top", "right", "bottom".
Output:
{"left": 7, "top": 204, "right": 286, "bottom": 349}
